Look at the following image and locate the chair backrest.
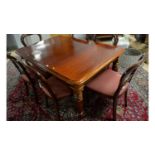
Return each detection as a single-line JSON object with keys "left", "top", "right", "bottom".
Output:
{"left": 85, "top": 34, "right": 96, "bottom": 41}
{"left": 20, "top": 34, "right": 42, "bottom": 47}
{"left": 114, "top": 54, "right": 145, "bottom": 97}
{"left": 7, "top": 53, "right": 33, "bottom": 83}
{"left": 92, "top": 34, "right": 119, "bottom": 46}
{"left": 25, "top": 60, "right": 58, "bottom": 101}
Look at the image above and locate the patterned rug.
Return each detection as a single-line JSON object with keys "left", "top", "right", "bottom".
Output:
{"left": 7, "top": 53, "right": 149, "bottom": 121}
{"left": 7, "top": 80, "right": 148, "bottom": 121}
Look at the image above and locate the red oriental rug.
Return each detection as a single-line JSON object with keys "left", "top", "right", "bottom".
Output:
{"left": 7, "top": 78, "right": 148, "bottom": 121}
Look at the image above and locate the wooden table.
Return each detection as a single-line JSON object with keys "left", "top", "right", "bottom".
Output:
{"left": 16, "top": 36, "right": 125, "bottom": 117}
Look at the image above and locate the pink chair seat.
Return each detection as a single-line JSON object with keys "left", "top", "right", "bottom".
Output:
{"left": 87, "top": 69, "right": 129, "bottom": 97}
{"left": 39, "top": 76, "right": 72, "bottom": 99}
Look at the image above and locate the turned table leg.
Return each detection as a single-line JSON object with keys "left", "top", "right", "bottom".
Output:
{"left": 71, "top": 85, "right": 85, "bottom": 119}
{"left": 112, "top": 57, "right": 119, "bottom": 71}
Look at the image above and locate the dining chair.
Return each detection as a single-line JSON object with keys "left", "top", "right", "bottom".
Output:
{"left": 92, "top": 34, "right": 119, "bottom": 46}
{"left": 7, "top": 53, "right": 56, "bottom": 120}
{"left": 20, "top": 34, "right": 42, "bottom": 47}
{"left": 7, "top": 53, "right": 36, "bottom": 99}
{"left": 7, "top": 53, "right": 40, "bottom": 119}
{"left": 25, "top": 60, "right": 73, "bottom": 120}
{"left": 86, "top": 54, "right": 145, "bottom": 121}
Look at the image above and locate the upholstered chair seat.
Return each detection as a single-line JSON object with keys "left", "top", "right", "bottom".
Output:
{"left": 39, "top": 76, "right": 72, "bottom": 99}
{"left": 87, "top": 69, "right": 129, "bottom": 97}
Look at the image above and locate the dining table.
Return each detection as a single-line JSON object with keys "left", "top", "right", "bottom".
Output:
{"left": 16, "top": 36, "right": 125, "bottom": 118}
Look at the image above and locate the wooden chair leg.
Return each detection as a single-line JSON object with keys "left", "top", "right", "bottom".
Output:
{"left": 55, "top": 101, "right": 60, "bottom": 121}
{"left": 45, "top": 95, "right": 49, "bottom": 108}
{"left": 31, "top": 84, "right": 39, "bottom": 104}
{"left": 24, "top": 81, "right": 29, "bottom": 96}
{"left": 113, "top": 98, "right": 117, "bottom": 121}
{"left": 19, "top": 85, "right": 24, "bottom": 120}
{"left": 125, "top": 91, "right": 128, "bottom": 107}
{"left": 21, "top": 82, "right": 25, "bottom": 103}
{"left": 31, "top": 84, "right": 40, "bottom": 120}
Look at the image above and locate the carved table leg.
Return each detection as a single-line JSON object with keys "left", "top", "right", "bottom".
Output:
{"left": 112, "top": 57, "right": 119, "bottom": 71}
{"left": 71, "top": 85, "right": 85, "bottom": 119}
